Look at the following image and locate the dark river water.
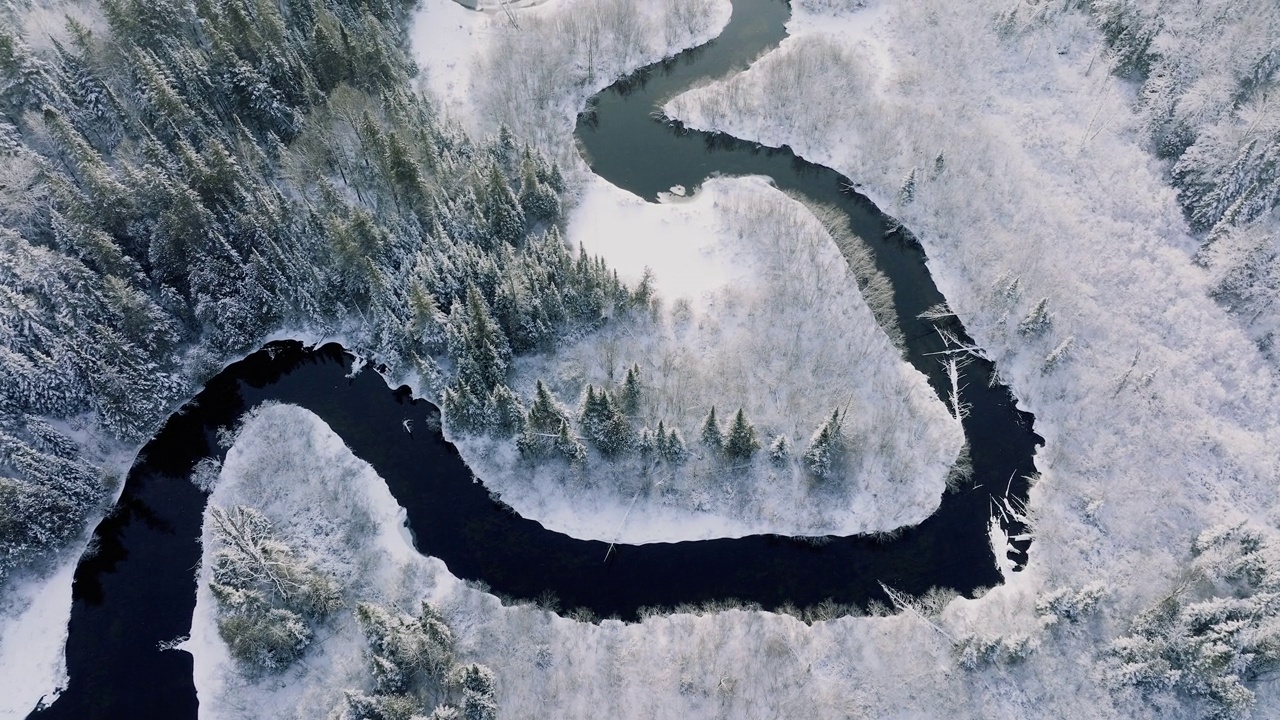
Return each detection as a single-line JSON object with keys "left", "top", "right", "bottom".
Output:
{"left": 29, "top": 0, "right": 1040, "bottom": 717}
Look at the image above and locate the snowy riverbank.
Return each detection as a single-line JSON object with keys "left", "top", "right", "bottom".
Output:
{"left": 183, "top": 404, "right": 999, "bottom": 720}
{"left": 455, "top": 176, "right": 964, "bottom": 542}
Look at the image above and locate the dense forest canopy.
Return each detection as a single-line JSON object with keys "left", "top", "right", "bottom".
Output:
{"left": 0, "top": 0, "right": 627, "bottom": 587}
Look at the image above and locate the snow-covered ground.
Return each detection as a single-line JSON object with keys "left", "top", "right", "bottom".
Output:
{"left": 455, "top": 176, "right": 963, "bottom": 542}
{"left": 180, "top": 404, "right": 1183, "bottom": 719}
{"left": 0, "top": 560, "right": 75, "bottom": 717}
{"left": 656, "top": 0, "right": 1280, "bottom": 710}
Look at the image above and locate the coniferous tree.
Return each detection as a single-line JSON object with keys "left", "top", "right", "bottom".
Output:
{"left": 578, "top": 387, "right": 633, "bottom": 457}
{"left": 1018, "top": 297, "right": 1051, "bottom": 336}
{"left": 481, "top": 163, "right": 524, "bottom": 249}
{"left": 527, "top": 380, "right": 568, "bottom": 432}
{"left": 768, "top": 434, "right": 790, "bottom": 463}
{"left": 657, "top": 421, "right": 688, "bottom": 464}
{"left": 553, "top": 421, "right": 587, "bottom": 463}
{"left": 803, "top": 410, "right": 845, "bottom": 479}
{"left": 724, "top": 408, "right": 760, "bottom": 460}
{"left": 637, "top": 427, "right": 654, "bottom": 456}
{"left": 518, "top": 156, "right": 561, "bottom": 226}
{"left": 699, "top": 407, "right": 723, "bottom": 453}
{"left": 620, "top": 364, "right": 641, "bottom": 415}
{"left": 452, "top": 663, "right": 498, "bottom": 720}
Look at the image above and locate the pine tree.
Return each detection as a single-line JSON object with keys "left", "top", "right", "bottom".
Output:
{"left": 768, "top": 435, "right": 790, "bottom": 463}
{"left": 518, "top": 159, "right": 561, "bottom": 225}
{"left": 655, "top": 421, "right": 688, "bottom": 464}
{"left": 579, "top": 389, "right": 633, "bottom": 457}
{"left": 453, "top": 663, "right": 498, "bottom": 720}
{"left": 1018, "top": 297, "right": 1051, "bottom": 336}
{"left": 803, "top": 410, "right": 844, "bottom": 479}
{"left": 620, "top": 364, "right": 641, "bottom": 415}
{"left": 897, "top": 167, "right": 918, "bottom": 205}
{"left": 699, "top": 407, "right": 723, "bottom": 452}
{"left": 488, "top": 384, "right": 525, "bottom": 434}
{"left": 724, "top": 408, "right": 760, "bottom": 460}
{"left": 453, "top": 285, "right": 511, "bottom": 392}
{"left": 482, "top": 164, "right": 525, "bottom": 249}
{"left": 637, "top": 427, "right": 654, "bottom": 456}
{"left": 553, "top": 421, "right": 587, "bottom": 463}
{"left": 527, "top": 380, "right": 568, "bottom": 432}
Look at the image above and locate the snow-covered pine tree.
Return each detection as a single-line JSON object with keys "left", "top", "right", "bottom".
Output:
{"left": 518, "top": 154, "right": 561, "bottom": 226}
{"left": 554, "top": 421, "right": 588, "bottom": 463}
{"left": 1017, "top": 297, "right": 1051, "bottom": 336}
{"left": 803, "top": 410, "right": 844, "bottom": 479}
{"left": 724, "top": 408, "right": 760, "bottom": 460}
{"left": 656, "top": 421, "right": 688, "bottom": 464}
{"left": 897, "top": 167, "right": 918, "bottom": 205}
{"left": 482, "top": 163, "right": 525, "bottom": 250}
{"left": 579, "top": 389, "right": 633, "bottom": 457}
{"left": 452, "top": 663, "right": 498, "bottom": 720}
{"left": 699, "top": 406, "right": 724, "bottom": 453}
{"left": 620, "top": 364, "right": 642, "bottom": 415}
{"left": 768, "top": 434, "right": 790, "bottom": 463}
{"left": 527, "top": 380, "right": 568, "bottom": 432}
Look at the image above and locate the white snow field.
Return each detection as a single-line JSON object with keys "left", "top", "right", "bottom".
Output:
{"left": 454, "top": 176, "right": 964, "bottom": 542}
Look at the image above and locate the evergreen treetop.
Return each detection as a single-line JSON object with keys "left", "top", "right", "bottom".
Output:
{"left": 724, "top": 408, "right": 760, "bottom": 460}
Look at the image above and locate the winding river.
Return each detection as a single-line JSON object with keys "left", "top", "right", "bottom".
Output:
{"left": 29, "top": 0, "right": 1040, "bottom": 717}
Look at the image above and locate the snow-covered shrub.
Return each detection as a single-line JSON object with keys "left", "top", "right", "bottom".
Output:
{"left": 954, "top": 631, "right": 1038, "bottom": 670}
{"left": 339, "top": 691, "right": 424, "bottom": 720}
{"left": 797, "top": 0, "right": 866, "bottom": 14}
{"left": 210, "top": 586, "right": 313, "bottom": 674}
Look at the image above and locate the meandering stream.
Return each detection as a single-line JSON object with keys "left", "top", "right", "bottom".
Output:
{"left": 30, "top": 0, "right": 1040, "bottom": 717}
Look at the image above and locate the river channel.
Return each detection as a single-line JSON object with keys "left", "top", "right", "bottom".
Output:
{"left": 30, "top": 0, "right": 1040, "bottom": 717}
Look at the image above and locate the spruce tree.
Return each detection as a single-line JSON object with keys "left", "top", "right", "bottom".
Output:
{"left": 699, "top": 407, "right": 723, "bottom": 452}
{"left": 620, "top": 364, "right": 641, "bottom": 415}
{"left": 724, "top": 408, "right": 760, "bottom": 460}
{"left": 768, "top": 435, "right": 790, "bottom": 463}
{"left": 527, "top": 380, "right": 567, "bottom": 432}
{"left": 803, "top": 410, "right": 844, "bottom": 479}
{"left": 482, "top": 163, "right": 525, "bottom": 249}
{"left": 553, "top": 421, "right": 587, "bottom": 463}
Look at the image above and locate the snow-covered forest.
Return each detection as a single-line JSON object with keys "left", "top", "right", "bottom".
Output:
{"left": 664, "top": 0, "right": 1280, "bottom": 716}
{"left": 5, "top": 0, "right": 1280, "bottom": 716}
{"left": 0, "top": 0, "right": 624, "bottom": 591}
{"left": 0, "top": 0, "right": 652, "bottom": 703}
